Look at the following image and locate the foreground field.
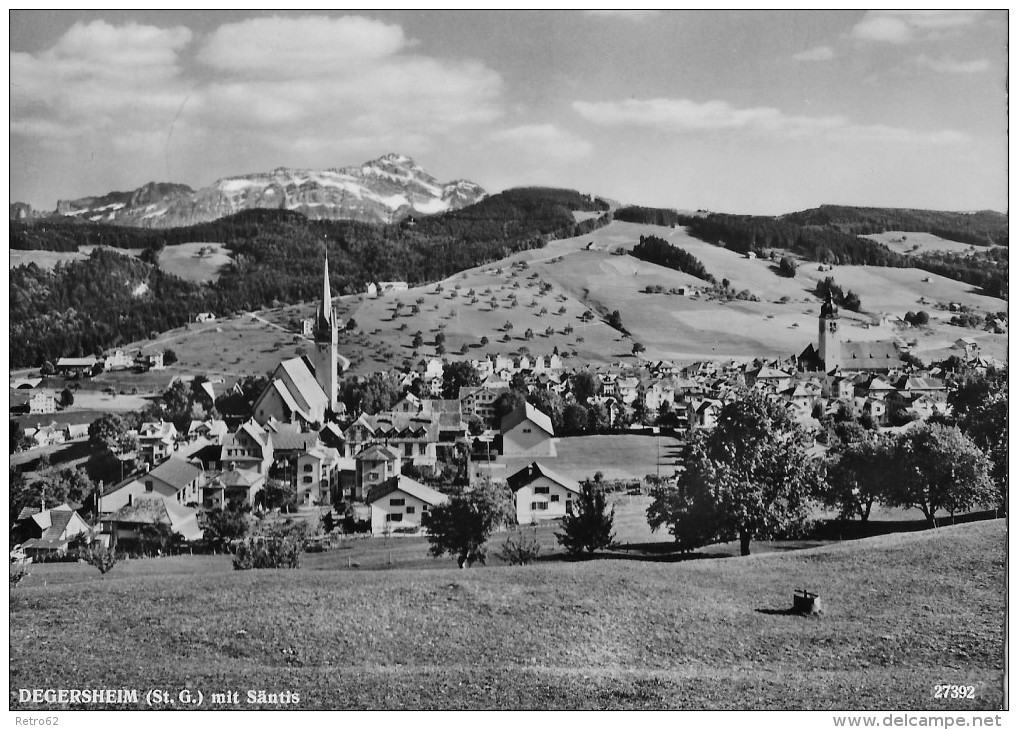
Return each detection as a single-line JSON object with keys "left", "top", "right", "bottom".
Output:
{"left": 10, "top": 520, "right": 1004, "bottom": 710}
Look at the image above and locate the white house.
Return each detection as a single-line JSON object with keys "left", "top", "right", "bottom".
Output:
{"left": 29, "top": 392, "right": 57, "bottom": 414}
{"left": 506, "top": 461, "right": 582, "bottom": 524}
{"left": 500, "top": 402, "right": 556, "bottom": 457}
{"left": 367, "top": 475, "right": 449, "bottom": 535}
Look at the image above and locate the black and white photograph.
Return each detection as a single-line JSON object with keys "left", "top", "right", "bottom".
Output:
{"left": 7, "top": 9, "right": 1009, "bottom": 719}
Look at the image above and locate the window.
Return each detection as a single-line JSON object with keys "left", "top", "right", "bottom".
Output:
{"left": 145, "top": 481, "right": 154, "bottom": 492}
{"left": 303, "top": 464, "right": 313, "bottom": 472}
{"left": 303, "top": 476, "right": 313, "bottom": 484}
{"left": 419, "top": 444, "right": 426, "bottom": 455}
{"left": 534, "top": 486, "right": 550, "bottom": 495}
{"left": 523, "top": 428, "right": 532, "bottom": 433}
{"left": 551, "top": 494, "right": 560, "bottom": 503}
{"left": 530, "top": 502, "right": 548, "bottom": 511}
{"left": 390, "top": 498, "right": 405, "bottom": 506}
{"left": 406, "top": 506, "right": 416, "bottom": 515}
{"left": 404, "top": 444, "right": 413, "bottom": 457}
{"left": 386, "top": 513, "right": 402, "bottom": 522}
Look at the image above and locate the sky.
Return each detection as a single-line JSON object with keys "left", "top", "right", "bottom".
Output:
{"left": 8, "top": 10, "right": 1009, "bottom": 215}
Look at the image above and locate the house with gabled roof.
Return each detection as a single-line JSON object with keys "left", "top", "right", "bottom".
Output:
{"left": 102, "top": 496, "right": 203, "bottom": 545}
{"left": 501, "top": 402, "right": 555, "bottom": 457}
{"left": 202, "top": 467, "right": 264, "bottom": 510}
{"left": 138, "top": 420, "right": 179, "bottom": 465}
{"left": 29, "top": 391, "right": 57, "bottom": 414}
{"left": 252, "top": 356, "right": 330, "bottom": 427}
{"left": 354, "top": 444, "right": 402, "bottom": 501}
{"left": 219, "top": 420, "right": 274, "bottom": 474}
{"left": 506, "top": 461, "right": 582, "bottom": 524}
{"left": 367, "top": 475, "right": 449, "bottom": 535}
{"left": 13, "top": 504, "right": 91, "bottom": 556}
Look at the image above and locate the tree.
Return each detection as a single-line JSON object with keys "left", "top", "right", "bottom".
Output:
{"left": 950, "top": 368, "right": 1008, "bottom": 508}
{"left": 161, "top": 380, "right": 193, "bottom": 428}
{"left": 632, "top": 342, "right": 646, "bottom": 356}
{"left": 647, "top": 391, "right": 822, "bottom": 556}
{"left": 556, "top": 481, "right": 615, "bottom": 555}
{"left": 606, "top": 310, "right": 624, "bottom": 331}
{"left": 562, "top": 403, "right": 589, "bottom": 435}
{"left": 163, "top": 349, "right": 178, "bottom": 366}
{"left": 40, "top": 360, "right": 55, "bottom": 376}
{"left": 59, "top": 387, "right": 74, "bottom": 408}
{"left": 260, "top": 478, "right": 298, "bottom": 513}
{"left": 10, "top": 420, "right": 32, "bottom": 453}
{"left": 492, "top": 391, "right": 527, "bottom": 425}
{"left": 427, "top": 480, "right": 512, "bottom": 568}
{"left": 886, "top": 423, "right": 994, "bottom": 525}
{"left": 571, "top": 370, "right": 601, "bottom": 404}
{"left": 82, "top": 542, "right": 118, "bottom": 577}
{"left": 202, "top": 507, "right": 251, "bottom": 550}
{"left": 500, "top": 526, "right": 541, "bottom": 565}
{"left": 412, "top": 332, "right": 424, "bottom": 349}
{"left": 442, "top": 361, "right": 481, "bottom": 400}
{"left": 480, "top": 336, "right": 489, "bottom": 347}
{"left": 89, "top": 413, "right": 127, "bottom": 453}
{"left": 824, "top": 435, "right": 898, "bottom": 521}
{"left": 778, "top": 256, "right": 797, "bottom": 277}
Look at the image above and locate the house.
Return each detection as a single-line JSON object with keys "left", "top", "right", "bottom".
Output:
{"left": 64, "top": 423, "right": 90, "bottom": 441}
{"left": 252, "top": 356, "right": 330, "bottom": 427}
{"left": 102, "top": 496, "right": 203, "bottom": 546}
{"left": 366, "top": 282, "right": 379, "bottom": 298}
{"left": 301, "top": 318, "right": 315, "bottom": 337}
{"left": 186, "top": 419, "right": 228, "bottom": 444}
{"left": 202, "top": 467, "right": 264, "bottom": 510}
{"left": 138, "top": 421, "right": 179, "bottom": 465}
{"left": 219, "top": 420, "right": 274, "bottom": 474}
{"left": 501, "top": 402, "right": 556, "bottom": 457}
{"left": 137, "top": 352, "right": 164, "bottom": 371}
{"left": 13, "top": 504, "right": 91, "bottom": 556}
{"left": 55, "top": 356, "right": 98, "bottom": 376}
{"left": 344, "top": 411, "right": 444, "bottom": 467}
{"left": 295, "top": 445, "right": 344, "bottom": 506}
{"left": 460, "top": 383, "right": 509, "bottom": 424}
{"left": 29, "top": 392, "right": 56, "bottom": 415}
{"left": 354, "top": 444, "right": 402, "bottom": 501}
{"left": 103, "top": 349, "right": 134, "bottom": 371}
{"left": 27, "top": 423, "right": 65, "bottom": 448}
{"left": 954, "top": 337, "right": 979, "bottom": 355}
{"left": 367, "top": 475, "right": 448, "bottom": 535}
{"left": 195, "top": 312, "right": 217, "bottom": 323}
{"left": 505, "top": 462, "right": 582, "bottom": 525}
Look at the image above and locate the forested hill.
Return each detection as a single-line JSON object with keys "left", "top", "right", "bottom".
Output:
{"left": 782, "top": 205, "right": 1008, "bottom": 247}
{"left": 10, "top": 188, "right": 612, "bottom": 367}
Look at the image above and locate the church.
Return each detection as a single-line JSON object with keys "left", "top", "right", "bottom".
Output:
{"left": 252, "top": 257, "right": 345, "bottom": 427}
{"left": 798, "top": 292, "right": 902, "bottom": 374}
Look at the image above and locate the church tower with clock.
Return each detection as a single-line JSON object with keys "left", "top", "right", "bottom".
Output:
{"left": 818, "top": 290, "right": 841, "bottom": 373}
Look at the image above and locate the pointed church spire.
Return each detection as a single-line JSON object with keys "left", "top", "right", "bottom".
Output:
{"left": 317, "top": 254, "right": 332, "bottom": 330}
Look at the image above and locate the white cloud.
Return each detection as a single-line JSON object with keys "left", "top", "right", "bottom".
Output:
{"left": 488, "top": 124, "right": 592, "bottom": 160}
{"left": 197, "top": 15, "right": 408, "bottom": 77}
{"left": 11, "top": 16, "right": 504, "bottom": 182}
{"left": 572, "top": 97, "right": 969, "bottom": 146}
{"left": 585, "top": 10, "right": 661, "bottom": 22}
{"left": 792, "top": 45, "right": 835, "bottom": 62}
{"left": 851, "top": 10, "right": 985, "bottom": 44}
{"left": 913, "top": 55, "right": 991, "bottom": 74}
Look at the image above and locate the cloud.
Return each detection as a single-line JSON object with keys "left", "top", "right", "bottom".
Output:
{"left": 913, "top": 55, "right": 991, "bottom": 74}
{"left": 851, "top": 10, "right": 985, "bottom": 44}
{"left": 10, "top": 20, "right": 192, "bottom": 132}
{"left": 488, "top": 124, "right": 592, "bottom": 160}
{"left": 792, "top": 45, "right": 835, "bottom": 62}
{"left": 11, "top": 16, "right": 504, "bottom": 182}
{"left": 197, "top": 15, "right": 408, "bottom": 77}
{"left": 585, "top": 10, "right": 661, "bottom": 22}
{"left": 572, "top": 97, "right": 969, "bottom": 146}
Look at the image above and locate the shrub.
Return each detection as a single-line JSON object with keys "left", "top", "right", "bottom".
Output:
{"left": 500, "top": 527, "right": 541, "bottom": 565}
{"left": 10, "top": 563, "right": 30, "bottom": 588}
{"left": 82, "top": 543, "right": 119, "bottom": 577}
{"left": 232, "top": 536, "right": 303, "bottom": 570}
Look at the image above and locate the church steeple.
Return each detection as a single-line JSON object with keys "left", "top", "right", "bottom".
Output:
{"left": 315, "top": 253, "right": 333, "bottom": 337}
{"left": 311, "top": 254, "right": 339, "bottom": 414}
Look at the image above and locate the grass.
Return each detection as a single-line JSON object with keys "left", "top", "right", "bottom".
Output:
{"left": 158, "top": 242, "right": 233, "bottom": 283}
{"left": 10, "top": 519, "right": 1005, "bottom": 710}
{"left": 862, "top": 231, "right": 1000, "bottom": 257}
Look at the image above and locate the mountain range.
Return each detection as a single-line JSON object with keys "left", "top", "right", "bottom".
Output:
{"left": 12, "top": 154, "right": 486, "bottom": 228}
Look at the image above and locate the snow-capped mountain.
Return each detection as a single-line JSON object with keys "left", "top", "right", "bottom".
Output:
{"left": 46, "top": 154, "right": 486, "bottom": 227}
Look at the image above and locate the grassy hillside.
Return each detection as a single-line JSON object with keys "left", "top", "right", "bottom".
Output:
{"left": 10, "top": 520, "right": 1004, "bottom": 710}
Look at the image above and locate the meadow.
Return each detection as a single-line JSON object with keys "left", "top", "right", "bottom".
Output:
{"left": 10, "top": 519, "right": 1005, "bottom": 710}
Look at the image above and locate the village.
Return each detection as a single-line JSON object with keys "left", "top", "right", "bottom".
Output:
{"left": 10, "top": 256, "right": 1002, "bottom": 563}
